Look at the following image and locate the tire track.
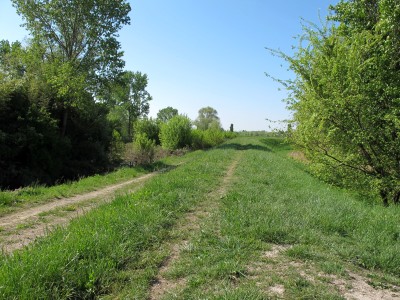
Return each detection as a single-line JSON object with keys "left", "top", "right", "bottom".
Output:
{"left": 0, "top": 169, "right": 171, "bottom": 253}
{"left": 149, "top": 152, "right": 243, "bottom": 300}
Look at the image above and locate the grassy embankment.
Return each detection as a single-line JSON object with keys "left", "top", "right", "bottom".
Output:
{"left": 1, "top": 136, "right": 400, "bottom": 299}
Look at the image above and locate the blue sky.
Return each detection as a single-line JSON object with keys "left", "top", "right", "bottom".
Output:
{"left": 0, "top": 1, "right": 338, "bottom": 131}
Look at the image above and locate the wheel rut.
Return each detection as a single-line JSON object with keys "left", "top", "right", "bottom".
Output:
{"left": 149, "top": 152, "right": 243, "bottom": 300}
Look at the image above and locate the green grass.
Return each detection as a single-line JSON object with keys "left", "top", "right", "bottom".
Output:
{"left": 143, "top": 136, "right": 400, "bottom": 299}
{"left": 0, "top": 147, "right": 236, "bottom": 299}
{"left": 0, "top": 166, "right": 150, "bottom": 216}
{"left": 1, "top": 136, "right": 400, "bottom": 299}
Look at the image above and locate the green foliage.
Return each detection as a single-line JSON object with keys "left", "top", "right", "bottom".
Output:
{"left": 0, "top": 84, "right": 63, "bottom": 188}
{"left": 109, "top": 130, "right": 125, "bottom": 162}
{"left": 193, "top": 106, "right": 222, "bottom": 130}
{"left": 192, "top": 128, "right": 237, "bottom": 149}
{"left": 133, "top": 133, "right": 156, "bottom": 165}
{"left": 0, "top": 141, "right": 232, "bottom": 299}
{"left": 272, "top": 0, "right": 400, "bottom": 204}
{"left": 160, "top": 115, "right": 192, "bottom": 150}
{"left": 156, "top": 106, "right": 178, "bottom": 123}
{"left": 134, "top": 118, "right": 160, "bottom": 145}
{"left": 102, "top": 71, "right": 152, "bottom": 142}
{"left": 0, "top": 0, "right": 132, "bottom": 189}
{"left": 203, "top": 127, "right": 225, "bottom": 147}
{"left": 11, "top": 0, "right": 131, "bottom": 83}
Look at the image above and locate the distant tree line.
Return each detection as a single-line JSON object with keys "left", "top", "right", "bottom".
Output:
{"left": 272, "top": 0, "right": 400, "bottom": 205}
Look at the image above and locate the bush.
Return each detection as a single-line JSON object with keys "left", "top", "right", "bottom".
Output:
{"left": 133, "top": 133, "right": 156, "bottom": 165}
{"left": 160, "top": 115, "right": 192, "bottom": 150}
{"left": 134, "top": 118, "right": 160, "bottom": 145}
{"left": 203, "top": 128, "right": 225, "bottom": 147}
{"left": 109, "top": 130, "right": 125, "bottom": 162}
{"left": 191, "top": 128, "right": 237, "bottom": 150}
{"left": 191, "top": 129, "right": 207, "bottom": 149}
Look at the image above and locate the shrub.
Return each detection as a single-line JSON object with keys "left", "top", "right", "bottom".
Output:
{"left": 109, "top": 130, "right": 125, "bottom": 162}
{"left": 160, "top": 115, "right": 192, "bottom": 150}
{"left": 134, "top": 118, "right": 160, "bottom": 145}
{"left": 191, "top": 129, "right": 207, "bottom": 149}
{"left": 133, "top": 133, "right": 155, "bottom": 165}
{"left": 203, "top": 128, "right": 225, "bottom": 147}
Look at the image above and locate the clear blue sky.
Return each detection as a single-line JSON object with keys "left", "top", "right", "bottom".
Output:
{"left": 0, "top": 1, "right": 338, "bottom": 131}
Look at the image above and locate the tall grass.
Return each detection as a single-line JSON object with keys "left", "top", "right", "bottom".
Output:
{"left": 154, "top": 137, "right": 400, "bottom": 299}
{"left": 0, "top": 147, "right": 235, "bottom": 299}
{"left": 0, "top": 167, "right": 148, "bottom": 215}
{"left": 1, "top": 137, "right": 400, "bottom": 299}
{"left": 224, "top": 137, "right": 400, "bottom": 276}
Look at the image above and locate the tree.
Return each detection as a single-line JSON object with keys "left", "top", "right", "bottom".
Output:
{"left": 194, "top": 106, "right": 221, "bottom": 130}
{"left": 157, "top": 106, "right": 178, "bottom": 123}
{"left": 121, "top": 71, "right": 152, "bottom": 141}
{"left": 271, "top": 0, "right": 400, "bottom": 205}
{"left": 11, "top": 0, "right": 131, "bottom": 136}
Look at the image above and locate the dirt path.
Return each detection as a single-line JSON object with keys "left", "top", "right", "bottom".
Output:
{"left": 0, "top": 171, "right": 160, "bottom": 253}
{"left": 149, "top": 152, "right": 243, "bottom": 300}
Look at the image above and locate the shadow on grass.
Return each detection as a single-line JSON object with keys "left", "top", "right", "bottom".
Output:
{"left": 137, "top": 161, "right": 180, "bottom": 173}
{"left": 219, "top": 143, "right": 272, "bottom": 152}
{"left": 259, "top": 138, "right": 292, "bottom": 152}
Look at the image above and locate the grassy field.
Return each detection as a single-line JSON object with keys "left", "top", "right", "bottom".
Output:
{"left": 1, "top": 136, "right": 400, "bottom": 299}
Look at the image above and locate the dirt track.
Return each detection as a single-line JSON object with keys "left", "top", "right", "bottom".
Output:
{"left": 0, "top": 172, "right": 158, "bottom": 253}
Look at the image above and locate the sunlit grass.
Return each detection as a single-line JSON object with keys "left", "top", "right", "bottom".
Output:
{"left": 1, "top": 137, "right": 400, "bottom": 299}
{"left": 0, "top": 166, "right": 150, "bottom": 216}
{"left": 0, "top": 145, "right": 235, "bottom": 299}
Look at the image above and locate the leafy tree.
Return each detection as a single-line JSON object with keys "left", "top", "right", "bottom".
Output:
{"left": 120, "top": 71, "right": 152, "bottom": 141}
{"left": 11, "top": 0, "right": 131, "bottom": 136}
{"left": 194, "top": 106, "right": 221, "bottom": 130}
{"left": 101, "top": 71, "right": 152, "bottom": 142}
{"left": 272, "top": 0, "right": 400, "bottom": 205}
{"left": 157, "top": 106, "right": 178, "bottom": 123}
{"left": 0, "top": 83, "right": 63, "bottom": 188}
{"left": 160, "top": 115, "right": 192, "bottom": 150}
